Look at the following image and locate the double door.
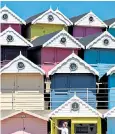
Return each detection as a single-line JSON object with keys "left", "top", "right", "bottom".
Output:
{"left": 85, "top": 49, "right": 115, "bottom": 64}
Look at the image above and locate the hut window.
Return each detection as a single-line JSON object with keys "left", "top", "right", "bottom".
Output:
{"left": 89, "top": 16, "right": 94, "bottom": 22}
{"left": 2, "top": 14, "right": 8, "bottom": 20}
{"left": 6, "top": 35, "right": 14, "bottom": 42}
{"left": 60, "top": 37, "right": 66, "bottom": 44}
{"left": 48, "top": 15, "right": 54, "bottom": 22}
{"left": 71, "top": 102, "right": 79, "bottom": 111}
{"left": 70, "top": 63, "right": 77, "bottom": 71}
{"left": 17, "top": 62, "right": 25, "bottom": 70}
{"left": 103, "top": 39, "right": 109, "bottom": 45}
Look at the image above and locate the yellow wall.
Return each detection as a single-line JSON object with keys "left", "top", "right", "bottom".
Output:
{"left": 31, "top": 24, "right": 68, "bottom": 40}
{"left": 51, "top": 117, "right": 102, "bottom": 134}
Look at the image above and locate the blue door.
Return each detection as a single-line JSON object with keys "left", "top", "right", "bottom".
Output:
{"left": 84, "top": 49, "right": 99, "bottom": 64}
{"left": 51, "top": 74, "right": 69, "bottom": 109}
{"left": 99, "top": 49, "right": 115, "bottom": 64}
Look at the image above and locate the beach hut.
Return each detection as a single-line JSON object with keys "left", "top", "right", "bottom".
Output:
{"left": 48, "top": 52, "right": 99, "bottom": 109}
{"left": 70, "top": 11, "right": 107, "bottom": 39}
{"left": 29, "top": 29, "right": 84, "bottom": 75}
{"left": 104, "top": 107, "right": 115, "bottom": 134}
{"left": 0, "top": 5, "right": 26, "bottom": 34}
{"left": 1, "top": 53, "right": 45, "bottom": 110}
{"left": 1, "top": 27, "right": 33, "bottom": 67}
{"left": 1, "top": 110, "right": 50, "bottom": 134}
{"left": 25, "top": 7, "right": 72, "bottom": 40}
{"left": 49, "top": 95, "right": 102, "bottom": 134}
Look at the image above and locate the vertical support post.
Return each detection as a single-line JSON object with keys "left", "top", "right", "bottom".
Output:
{"left": 97, "top": 118, "right": 102, "bottom": 134}
{"left": 55, "top": 118, "right": 57, "bottom": 134}
{"left": 12, "top": 90, "right": 13, "bottom": 109}
{"left": 51, "top": 118, "right": 55, "bottom": 134}
{"left": 71, "top": 121, "right": 74, "bottom": 134}
{"left": 87, "top": 88, "right": 88, "bottom": 103}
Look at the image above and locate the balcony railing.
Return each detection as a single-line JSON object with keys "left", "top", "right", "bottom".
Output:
{"left": 1, "top": 88, "right": 115, "bottom": 110}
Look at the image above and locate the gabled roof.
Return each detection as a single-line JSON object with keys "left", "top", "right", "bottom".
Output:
{"left": 104, "top": 107, "right": 115, "bottom": 118}
{"left": 26, "top": 7, "right": 72, "bottom": 26}
{"left": 1, "top": 110, "right": 50, "bottom": 121}
{"left": 48, "top": 52, "right": 99, "bottom": 76}
{"left": 79, "top": 31, "right": 115, "bottom": 49}
{"left": 49, "top": 95, "right": 102, "bottom": 118}
{"left": 107, "top": 66, "right": 115, "bottom": 75}
{"left": 79, "top": 32, "right": 102, "bottom": 47}
{"left": 0, "top": 52, "right": 45, "bottom": 75}
{"left": 70, "top": 11, "right": 107, "bottom": 27}
{"left": 70, "top": 12, "right": 88, "bottom": 23}
{"left": 0, "top": 27, "right": 33, "bottom": 47}
{"left": 104, "top": 18, "right": 115, "bottom": 28}
{"left": 0, "top": 5, "right": 26, "bottom": 25}
{"left": 91, "top": 64, "right": 115, "bottom": 79}
{"left": 31, "top": 29, "right": 84, "bottom": 49}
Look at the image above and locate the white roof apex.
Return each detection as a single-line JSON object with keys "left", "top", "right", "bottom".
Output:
{"left": 1, "top": 5, "right": 26, "bottom": 25}
{"left": 0, "top": 53, "right": 45, "bottom": 75}
{"left": 49, "top": 95, "right": 102, "bottom": 118}
{"left": 48, "top": 53, "right": 99, "bottom": 76}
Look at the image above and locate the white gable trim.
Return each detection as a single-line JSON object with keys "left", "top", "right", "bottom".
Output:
{"left": 32, "top": 8, "right": 72, "bottom": 26}
{"left": 86, "top": 31, "right": 115, "bottom": 49}
{"left": 109, "top": 22, "right": 115, "bottom": 28}
{"left": 107, "top": 66, "right": 115, "bottom": 75}
{"left": 48, "top": 52, "right": 99, "bottom": 76}
{"left": 1, "top": 27, "right": 33, "bottom": 47}
{"left": 49, "top": 95, "right": 102, "bottom": 118}
{"left": 74, "top": 11, "right": 107, "bottom": 28}
{"left": 43, "top": 29, "right": 84, "bottom": 49}
{"left": 1, "top": 110, "right": 48, "bottom": 121}
{"left": 104, "top": 107, "right": 115, "bottom": 118}
{"left": 0, "top": 52, "right": 45, "bottom": 75}
{"left": 0, "top": 5, "right": 26, "bottom": 25}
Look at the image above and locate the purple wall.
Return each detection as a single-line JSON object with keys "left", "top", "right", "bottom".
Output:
{"left": 1, "top": 24, "right": 22, "bottom": 34}
{"left": 73, "top": 26, "right": 102, "bottom": 38}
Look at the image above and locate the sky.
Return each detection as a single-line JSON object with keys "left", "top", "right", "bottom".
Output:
{"left": 1, "top": 1, "right": 115, "bottom": 21}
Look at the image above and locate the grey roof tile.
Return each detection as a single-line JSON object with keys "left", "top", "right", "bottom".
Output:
{"left": 31, "top": 30, "right": 60, "bottom": 47}
{"left": 70, "top": 12, "right": 88, "bottom": 23}
{"left": 79, "top": 32, "right": 103, "bottom": 46}
{"left": 26, "top": 10, "right": 47, "bottom": 24}
{"left": 104, "top": 18, "right": 115, "bottom": 26}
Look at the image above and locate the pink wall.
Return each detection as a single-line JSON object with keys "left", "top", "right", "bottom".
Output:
{"left": 73, "top": 26, "right": 102, "bottom": 37}
{"left": 41, "top": 47, "right": 79, "bottom": 65}
{"left": 1, "top": 24, "right": 22, "bottom": 34}
{"left": 1, "top": 112, "right": 47, "bottom": 134}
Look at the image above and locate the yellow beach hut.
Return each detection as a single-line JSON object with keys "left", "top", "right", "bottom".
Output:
{"left": 49, "top": 95, "right": 102, "bottom": 134}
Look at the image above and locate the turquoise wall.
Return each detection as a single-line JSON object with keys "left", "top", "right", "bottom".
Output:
{"left": 108, "top": 28, "right": 115, "bottom": 37}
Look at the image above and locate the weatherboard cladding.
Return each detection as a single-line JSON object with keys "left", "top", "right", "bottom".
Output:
{"left": 104, "top": 18, "right": 115, "bottom": 26}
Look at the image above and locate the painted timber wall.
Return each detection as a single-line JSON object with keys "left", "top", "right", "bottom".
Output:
{"left": 104, "top": 107, "right": 115, "bottom": 134}
{"left": 73, "top": 26, "right": 102, "bottom": 38}
{"left": 84, "top": 49, "right": 115, "bottom": 64}
{"left": 108, "top": 28, "right": 115, "bottom": 37}
{"left": 30, "top": 24, "right": 67, "bottom": 39}
{"left": 108, "top": 74, "right": 115, "bottom": 108}
{"left": 1, "top": 112, "right": 48, "bottom": 134}
{"left": 48, "top": 53, "right": 99, "bottom": 109}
